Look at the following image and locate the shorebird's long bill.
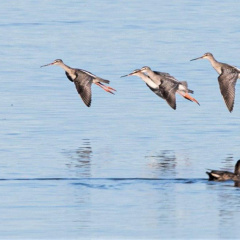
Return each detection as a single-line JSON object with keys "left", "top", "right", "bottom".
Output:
{"left": 121, "top": 70, "right": 141, "bottom": 77}
{"left": 190, "top": 56, "right": 203, "bottom": 61}
{"left": 121, "top": 73, "right": 132, "bottom": 78}
{"left": 40, "top": 62, "right": 54, "bottom": 68}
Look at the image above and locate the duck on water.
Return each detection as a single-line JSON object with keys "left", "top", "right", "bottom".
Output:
{"left": 206, "top": 160, "right": 240, "bottom": 181}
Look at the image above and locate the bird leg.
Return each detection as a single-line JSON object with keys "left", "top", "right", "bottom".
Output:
{"left": 95, "top": 82, "right": 116, "bottom": 94}
{"left": 177, "top": 91, "right": 200, "bottom": 105}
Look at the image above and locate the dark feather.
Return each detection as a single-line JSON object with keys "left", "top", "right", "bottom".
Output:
{"left": 65, "top": 72, "right": 74, "bottom": 82}
{"left": 153, "top": 71, "right": 171, "bottom": 77}
{"left": 218, "top": 67, "right": 238, "bottom": 112}
{"left": 73, "top": 72, "right": 93, "bottom": 107}
{"left": 206, "top": 170, "right": 235, "bottom": 181}
{"left": 146, "top": 79, "right": 178, "bottom": 110}
{"left": 96, "top": 77, "right": 110, "bottom": 84}
{"left": 206, "top": 160, "right": 240, "bottom": 181}
{"left": 159, "top": 82, "right": 178, "bottom": 110}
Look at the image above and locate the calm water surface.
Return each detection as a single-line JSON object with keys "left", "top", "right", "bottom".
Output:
{"left": 0, "top": 1, "right": 240, "bottom": 239}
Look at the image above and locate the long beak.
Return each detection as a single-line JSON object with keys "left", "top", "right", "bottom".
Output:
{"left": 120, "top": 70, "right": 141, "bottom": 78}
{"left": 40, "top": 62, "right": 54, "bottom": 68}
{"left": 190, "top": 56, "right": 203, "bottom": 61}
{"left": 121, "top": 73, "right": 132, "bottom": 78}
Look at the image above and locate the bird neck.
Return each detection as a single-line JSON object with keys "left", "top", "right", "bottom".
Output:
{"left": 234, "top": 162, "right": 240, "bottom": 175}
{"left": 146, "top": 70, "right": 156, "bottom": 80}
{"left": 207, "top": 56, "right": 221, "bottom": 74}
{"left": 137, "top": 73, "right": 158, "bottom": 89}
{"left": 58, "top": 62, "right": 72, "bottom": 73}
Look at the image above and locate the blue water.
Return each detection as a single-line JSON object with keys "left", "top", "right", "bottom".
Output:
{"left": 1, "top": 1, "right": 240, "bottom": 239}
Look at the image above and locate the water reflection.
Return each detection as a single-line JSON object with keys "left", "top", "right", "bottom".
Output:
{"left": 221, "top": 155, "right": 235, "bottom": 170}
{"left": 216, "top": 183, "right": 240, "bottom": 238}
{"left": 64, "top": 139, "right": 92, "bottom": 177}
{"left": 145, "top": 150, "right": 177, "bottom": 177}
{"left": 205, "top": 157, "right": 240, "bottom": 237}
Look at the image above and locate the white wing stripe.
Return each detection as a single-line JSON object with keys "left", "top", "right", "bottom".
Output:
{"left": 79, "top": 69, "right": 97, "bottom": 78}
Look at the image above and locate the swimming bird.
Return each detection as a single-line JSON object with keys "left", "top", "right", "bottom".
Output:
{"left": 121, "top": 67, "right": 199, "bottom": 110}
{"left": 206, "top": 160, "right": 240, "bottom": 181}
{"left": 190, "top": 52, "right": 240, "bottom": 112}
{"left": 41, "top": 59, "right": 116, "bottom": 107}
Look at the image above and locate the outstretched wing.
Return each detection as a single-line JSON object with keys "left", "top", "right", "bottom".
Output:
{"left": 153, "top": 71, "right": 178, "bottom": 83}
{"left": 159, "top": 80, "right": 178, "bottom": 110}
{"left": 73, "top": 71, "right": 93, "bottom": 107}
{"left": 146, "top": 79, "right": 178, "bottom": 110}
{"left": 218, "top": 67, "right": 238, "bottom": 112}
{"left": 153, "top": 71, "right": 171, "bottom": 77}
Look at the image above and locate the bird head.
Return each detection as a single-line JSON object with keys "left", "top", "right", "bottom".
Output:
{"left": 140, "top": 66, "right": 152, "bottom": 73}
{"left": 190, "top": 52, "right": 213, "bottom": 61}
{"left": 41, "top": 59, "right": 63, "bottom": 67}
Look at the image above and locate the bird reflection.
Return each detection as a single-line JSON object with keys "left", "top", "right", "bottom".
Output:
{"left": 146, "top": 150, "right": 176, "bottom": 177}
{"left": 215, "top": 179, "right": 240, "bottom": 231}
{"left": 221, "top": 155, "right": 235, "bottom": 170}
{"left": 65, "top": 139, "right": 92, "bottom": 177}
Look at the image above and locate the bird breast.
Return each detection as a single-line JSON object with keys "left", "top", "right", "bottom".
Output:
{"left": 69, "top": 72, "right": 77, "bottom": 80}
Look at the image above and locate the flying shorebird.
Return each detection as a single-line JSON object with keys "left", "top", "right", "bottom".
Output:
{"left": 41, "top": 59, "right": 116, "bottom": 107}
{"left": 206, "top": 160, "right": 240, "bottom": 181}
{"left": 121, "top": 67, "right": 199, "bottom": 110}
{"left": 191, "top": 52, "right": 240, "bottom": 112}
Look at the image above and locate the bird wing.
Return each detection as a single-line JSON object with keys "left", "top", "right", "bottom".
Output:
{"left": 73, "top": 71, "right": 93, "bottom": 107}
{"left": 153, "top": 71, "right": 178, "bottom": 82}
{"left": 78, "top": 68, "right": 98, "bottom": 78}
{"left": 160, "top": 80, "right": 178, "bottom": 110}
{"left": 146, "top": 79, "right": 178, "bottom": 110}
{"left": 227, "top": 63, "right": 240, "bottom": 72}
{"left": 153, "top": 71, "right": 171, "bottom": 77}
{"left": 218, "top": 67, "right": 238, "bottom": 112}
{"left": 208, "top": 170, "right": 232, "bottom": 175}
{"left": 79, "top": 68, "right": 110, "bottom": 84}
{"left": 147, "top": 84, "right": 164, "bottom": 98}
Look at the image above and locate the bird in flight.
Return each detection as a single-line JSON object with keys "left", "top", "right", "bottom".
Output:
{"left": 191, "top": 52, "right": 240, "bottom": 112}
{"left": 41, "top": 59, "right": 116, "bottom": 107}
{"left": 121, "top": 66, "right": 199, "bottom": 110}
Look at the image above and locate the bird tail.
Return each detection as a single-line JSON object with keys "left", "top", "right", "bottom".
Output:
{"left": 206, "top": 171, "right": 216, "bottom": 181}
{"left": 188, "top": 89, "right": 194, "bottom": 94}
{"left": 97, "top": 77, "right": 110, "bottom": 84}
{"left": 180, "top": 81, "right": 194, "bottom": 94}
